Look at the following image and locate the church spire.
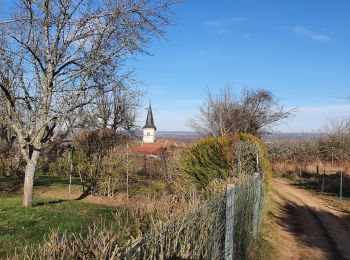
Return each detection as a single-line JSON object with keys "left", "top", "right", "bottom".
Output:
{"left": 143, "top": 103, "right": 156, "bottom": 130}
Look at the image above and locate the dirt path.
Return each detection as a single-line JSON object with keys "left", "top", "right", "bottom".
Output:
{"left": 269, "top": 178, "right": 350, "bottom": 260}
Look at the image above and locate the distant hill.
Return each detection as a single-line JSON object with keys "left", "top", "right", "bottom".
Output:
{"left": 157, "top": 131, "right": 323, "bottom": 141}
{"left": 157, "top": 131, "right": 202, "bottom": 138}
{"left": 263, "top": 132, "right": 323, "bottom": 141}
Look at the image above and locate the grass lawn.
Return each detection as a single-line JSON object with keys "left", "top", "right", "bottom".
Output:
{"left": 0, "top": 175, "right": 81, "bottom": 192}
{"left": 0, "top": 194, "right": 120, "bottom": 257}
{"left": 0, "top": 175, "right": 161, "bottom": 257}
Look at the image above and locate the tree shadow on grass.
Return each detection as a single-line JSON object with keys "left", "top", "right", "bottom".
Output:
{"left": 1, "top": 175, "right": 82, "bottom": 196}
{"left": 34, "top": 199, "right": 68, "bottom": 206}
{"left": 75, "top": 191, "right": 90, "bottom": 201}
{"left": 33, "top": 175, "right": 81, "bottom": 187}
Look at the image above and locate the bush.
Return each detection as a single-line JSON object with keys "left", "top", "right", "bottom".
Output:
{"left": 184, "top": 133, "right": 271, "bottom": 187}
{"left": 183, "top": 137, "right": 231, "bottom": 186}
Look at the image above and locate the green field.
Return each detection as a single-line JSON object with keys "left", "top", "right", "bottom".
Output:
{"left": 0, "top": 176, "right": 120, "bottom": 257}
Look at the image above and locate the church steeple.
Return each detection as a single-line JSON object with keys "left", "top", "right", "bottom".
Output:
{"left": 142, "top": 104, "right": 156, "bottom": 144}
{"left": 143, "top": 104, "right": 156, "bottom": 130}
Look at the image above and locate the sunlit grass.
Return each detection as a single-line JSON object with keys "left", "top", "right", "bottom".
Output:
{"left": 0, "top": 195, "right": 119, "bottom": 257}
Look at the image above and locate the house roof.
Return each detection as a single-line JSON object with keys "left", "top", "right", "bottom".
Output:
{"left": 136, "top": 143, "right": 165, "bottom": 155}
{"left": 143, "top": 104, "right": 156, "bottom": 130}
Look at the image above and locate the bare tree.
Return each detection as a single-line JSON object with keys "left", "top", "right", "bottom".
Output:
{"left": 80, "top": 80, "right": 143, "bottom": 133}
{"left": 0, "top": 0, "right": 175, "bottom": 207}
{"left": 190, "top": 86, "right": 294, "bottom": 137}
{"left": 318, "top": 118, "right": 350, "bottom": 165}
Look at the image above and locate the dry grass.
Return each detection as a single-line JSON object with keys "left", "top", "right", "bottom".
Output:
{"left": 8, "top": 175, "right": 265, "bottom": 259}
{"left": 273, "top": 161, "right": 350, "bottom": 177}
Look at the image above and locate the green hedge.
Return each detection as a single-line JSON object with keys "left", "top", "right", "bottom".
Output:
{"left": 183, "top": 133, "right": 272, "bottom": 187}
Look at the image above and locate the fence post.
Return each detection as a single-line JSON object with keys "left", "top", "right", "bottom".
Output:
{"left": 68, "top": 145, "right": 73, "bottom": 194}
{"left": 340, "top": 172, "right": 343, "bottom": 200}
{"left": 225, "top": 184, "right": 236, "bottom": 260}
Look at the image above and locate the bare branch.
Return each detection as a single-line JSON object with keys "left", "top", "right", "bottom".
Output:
{"left": 191, "top": 86, "right": 295, "bottom": 137}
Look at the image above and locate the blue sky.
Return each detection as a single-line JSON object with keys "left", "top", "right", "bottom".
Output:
{"left": 134, "top": 0, "right": 350, "bottom": 132}
{"left": 1, "top": 0, "right": 349, "bottom": 132}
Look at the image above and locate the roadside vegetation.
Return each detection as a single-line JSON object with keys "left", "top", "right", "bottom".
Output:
{"left": 267, "top": 118, "right": 350, "bottom": 197}
{"left": 1, "top": 130, "right": 272, "bottom": 258}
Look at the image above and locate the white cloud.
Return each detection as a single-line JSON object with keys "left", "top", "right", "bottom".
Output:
{"left": 148, "top": 86, "right": 169, "bottom": 95}
{"left": 199, "top": 46, "right": 223, "bottom": 56}
{"left": 204, "top": 17, "right": 248, "bottom": 34}
{"left": 204, "top": 17, "right": 248, "bottom": 27}
{"left": 299, "top": 104, "right": 350, "bottom": 115}
{"left": 294, "top": 25, "right": 330, "bottom": 42}
{"left": 275, "top": 104, "right": 350, "bottom": 132}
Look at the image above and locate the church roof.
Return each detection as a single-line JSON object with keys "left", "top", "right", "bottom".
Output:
{"left": 143, "top": 104, "right": 156, "bottom": 130}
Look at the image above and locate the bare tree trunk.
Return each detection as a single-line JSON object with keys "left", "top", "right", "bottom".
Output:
{"left": 332, "top": 153, "right": 334, "bottom": 167}
{"left": 23, "top": 151, "right": 40, "bottom": 207}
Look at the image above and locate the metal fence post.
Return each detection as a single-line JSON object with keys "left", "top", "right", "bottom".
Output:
{"left": 225, "top": 184, "right": 236, "bottom": 260}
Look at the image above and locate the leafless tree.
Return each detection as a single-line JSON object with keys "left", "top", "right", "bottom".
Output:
{"left": 190, "top": 86, "right": 294, "bottom": 137}
{"left": 267, "top": 118, "right": 350, "bottom": 172}
{"left": 318, "top": 118, "right": 350, "bottom": 165}
{"left": 0, "top": 104, "right": 16, "bottom": 156}
{"left": 0, "top": 0, "right": 175, "bottom": 207}
{"left": 79, "top": 80, "right": 144, "bottom": 133}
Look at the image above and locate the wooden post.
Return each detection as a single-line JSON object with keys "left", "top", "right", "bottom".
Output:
{"left": 299, "top": 167, "right": 302, "bottom": 184}
{"left": 108, "top": 176, "right": 111, "bottom": 197}
{"left": 126, "top": 142, "right": 129, "bottom": 202}
{"left": 321, "top": 169, "right": 325, "bottom": 193}
{"left": 225, "top": 184, "right": 236, "bottom": 260}
{"left": 316, "top": 165, "right": 319, "bottom": 184}
{"left": 340, "top": 172, "right": 343, "bottom": 200}
{"left": 68, "top": 145, "right": 73, "bottom": 194}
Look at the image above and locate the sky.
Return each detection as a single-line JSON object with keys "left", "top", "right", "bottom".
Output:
{"left": 132, "top": 0, "right": 350, "bottom": 132}
{"left": 1, "top": 0, "right": 349, "bottom": 132}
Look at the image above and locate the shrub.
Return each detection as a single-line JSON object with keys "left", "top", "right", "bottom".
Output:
{"left": 239, "top": 133, "right": 272, "bottom": 181}
{"left": 184, "top": 133, "right": 271, "bottom": 187}
{"left": 183, "top": 137, "right": 232, "bottom": 186}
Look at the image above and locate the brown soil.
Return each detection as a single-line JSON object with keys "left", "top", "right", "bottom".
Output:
{"left": 269, "top": 178, "right": 350, "bottom": 260}
{"left": 35, "top": 185, "right": 168, "bottom": 212}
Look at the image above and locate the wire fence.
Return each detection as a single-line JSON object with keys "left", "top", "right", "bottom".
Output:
{"left": 224, "top": 173, "right": 264, "bottom": 260}
{"left": 123, "top": 172, "right": 265, "bottom": 260}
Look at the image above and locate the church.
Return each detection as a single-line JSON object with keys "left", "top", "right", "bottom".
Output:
{"left": 142, "top": 104, "right": 157, "bottom": 144}
{"left": 137, "top": 104, "right": 165, "bottom": 155}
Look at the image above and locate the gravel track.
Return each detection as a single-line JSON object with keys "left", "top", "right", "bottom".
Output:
{"left": 270, "top": 178, "right": 350, "bottom": 260}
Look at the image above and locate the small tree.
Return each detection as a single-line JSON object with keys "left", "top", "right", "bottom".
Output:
{"left": 79, "top": 81, "right": 143, "bottom": 133}
{"left": 190, "top": 86, "right": 294, "bottom": 137}
{"left": 74, "top": 129, "right": 125, "bottom": 195}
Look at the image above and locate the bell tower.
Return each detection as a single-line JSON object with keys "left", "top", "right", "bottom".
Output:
{"left": 143, "top": 104, "right": 156, "bottom": 144}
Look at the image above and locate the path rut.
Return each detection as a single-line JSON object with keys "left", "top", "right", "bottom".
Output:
{"left": 270, "top": 178, "right": 350, "bottom": 260}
